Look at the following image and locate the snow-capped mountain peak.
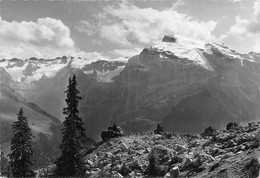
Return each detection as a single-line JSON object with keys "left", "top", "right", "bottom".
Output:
{"left": 0, "top": 56, "right": 128, "bottom": 84}
{"left": 151, "top": 35, "right": 257, "bottom": 70}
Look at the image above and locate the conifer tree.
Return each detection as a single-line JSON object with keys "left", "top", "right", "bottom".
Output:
{"left": 55, "top": 74, "right": 87, "bottom": 177}
{"left": 8, "top": 108, "right": 34, "bottom": 177}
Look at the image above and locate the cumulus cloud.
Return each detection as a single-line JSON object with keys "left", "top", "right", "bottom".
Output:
{"left": 0, "top": 17, "right": 84, "bottom": 59}
{"left": 97, "top": 2, "right": 217, "bottom": 46}
{"left": 222, "top": 0, "right": 260, "bottom": 52}
{"left": 77, "top": 1, "right": 217, "bottom": 49}
{"left": 75, "top": 20, "right": 97, "bottom": 36}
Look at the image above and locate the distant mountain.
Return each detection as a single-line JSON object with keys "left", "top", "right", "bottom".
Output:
{"left": 1, "top": 35, "right": 260, "bottom": 141}
{"left": 0, "top": 82, "right": 61, "bottom": 144}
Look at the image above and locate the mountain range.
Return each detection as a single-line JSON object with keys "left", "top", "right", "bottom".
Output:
{"left": 1, "top": 34, "right": 260, "bottom": 143}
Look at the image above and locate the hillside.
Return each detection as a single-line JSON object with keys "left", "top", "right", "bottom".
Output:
{"left": 81, "top": 122, "right": 260, "bottom": 178}
{"left": 0, "top": 83, "right": 61, "bottom": 145}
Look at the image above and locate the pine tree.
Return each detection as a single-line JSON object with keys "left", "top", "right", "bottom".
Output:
{"left": 1, "top": 152, "right": 8, "bottom": 175}
{"left": 154, "top": 124, "right": 164, "bottom": 135}
{"left": 54, "top": 74, "right": 87, "bottom": 177}
{"left": 8, "top": 108, "right": 34, "bottom": 177}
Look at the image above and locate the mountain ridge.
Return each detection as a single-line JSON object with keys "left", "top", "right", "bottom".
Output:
{"left": 1, "top": 35, "right": 260, "bottom": 140}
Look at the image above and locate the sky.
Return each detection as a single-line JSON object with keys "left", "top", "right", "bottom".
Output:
{"left": 0, "top": 0, "right": 260, "bottom": 60}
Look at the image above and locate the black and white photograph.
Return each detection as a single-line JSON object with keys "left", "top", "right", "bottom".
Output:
{"left": 0, "top": 0, "right": 260, "bottom": 177}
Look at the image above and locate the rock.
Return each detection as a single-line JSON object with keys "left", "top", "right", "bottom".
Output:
{"left": 129, "top": 160, "right": 141, "bottom": 170}
{"left": 121, "top": 143, "right": 129, "bottom": 151}
{"left": 104, "top": 152, "right": 113, "bottom": 158}
{"left": 250, "top": 139, "right": 259, "bottom": 149}
{"left": 148, "top": 145, "right": 173, "bottom": 165}
{"left": 170, "top": 166, "right": 180, "bottom": 178}
{"left": 133, "top": 140, "right": 139, "bottom": 144}
{"left": 153, "top": 134, "right": 163, "bottom": 140}
{"left": 86, "top": 160, "right": 94, "bottom": 167}
{"left": 144, "top": 147, "right": 151, "bottom": 153}
{"left": 162, "top": 35, "right": 177, "bottom": 43}
{"left": 164, "top": 172, "right": 171, "bottom": 178}
{"left": 118, "top": 163, "right": 131, "bottom": 176}
{"left": 242, "top": 158, "right": 260, "bottom": 178}
{"left": 221, "top": 152, "right": 234, "bottom": 160}
{"left": 214, "top": 132, "right": 235, "bottom": 142}
{"left": 209, "top": 162, "right": 220, "bottom": 172}
{"left": 184, "top": 157, "right": 192, "bottom": 167}
{"left": 85, "top": 171, "right": 91, "bottom": 175}
{"left": 193, "top": 157, "right": 201, "bottom": 168}
{"left": 91, "top": 154, "right": 98, "bottom": 161}
{"left": 210, "top": 147, "right": 221, "bottom": 157}
{"left": 146, "top": 145, "right": 172, "bottom": 176}
{"left": 175, "top": 144, "right": 188, "bottom": 154}
{"left": 103, "top": 163, "right": 112, "bottom": 172}
{"left": 115, "top": 154, "right": 121, "bottom": 160}
{"left": 171, "top": 155, "right": 183, "bottom": 164}
{"left": 112, "top": 171, "right": 123, "bottom": 178}
{"left": 198, "top": 153, "right": 215, "bottom": 163}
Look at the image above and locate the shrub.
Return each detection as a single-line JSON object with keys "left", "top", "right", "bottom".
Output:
{"left": 201, "top": 126, "right": 217, "bottom": 137}
{"left": 118, "top": 163, "right": 131, "bottom": 176}
{"left": 101, "top": 124, "right": 123, "bottom": 142}
{"left": 145, "top": 145, "right": 171, "bottom": 176}
{"left": 154, "top": 124, "right": 164, "bottom": 135}
{"left": 226, "top": 122, "right": 240, "bottom": 130}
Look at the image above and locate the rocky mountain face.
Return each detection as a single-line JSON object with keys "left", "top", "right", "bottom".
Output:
{"left": 1, "top": 35, "right": 260, "bottom": 141}
{"left": 42, "top": 122, "right": 260, "bottom": 178}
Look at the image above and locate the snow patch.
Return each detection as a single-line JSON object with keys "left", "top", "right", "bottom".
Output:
{"left": 25, "top": 58, "right": 69, "bottom": 82}
{"left": 0, "top": 56, "right": 129, "bottom": 84}
{"left": 0, "top": 61, "right": 27, "bottom": 82}
{"left": 152, "top": 35, "right": 213, "bottom": 70}
{"left": 96, "top": 65, "right": 125, "bottom": 82}
{"left": 70, "top": 57, "right": 94, "bottom": 69}
{"left": 209, "top": 42, "right": 242, "bottom": 59}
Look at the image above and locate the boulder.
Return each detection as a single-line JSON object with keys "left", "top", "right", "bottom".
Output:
{"left": 146, "top": 145, "right": 172, "bottom": 176}
{"left": 112, "top": 171, "right": 123, "bottom": 178}
{"left": 162, "top": 35, "right": 177, "bottom": 43}
{"left": 175, "top": 144, "right": 188, "bottom": 154}
{"left": 121, "top": 142, "right": 129, "bottom": 151}
{"left": 164, "top": 165, "right": 180, "bottom": 178}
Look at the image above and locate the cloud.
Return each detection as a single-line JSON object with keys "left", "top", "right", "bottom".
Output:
{"left": 75, "top": 20, "right": 96, "bottom": 36}
{"left": 222, "top": 0, "right": 260, "bottom": 52}
{"left": 0, "top": 17, "right": 83, "bottom": 59}
{"left": 108, "top": 48, "right": 141, "bottom": 57}
{"left": 87, "top": 2, "right": 217, "bottom": 47}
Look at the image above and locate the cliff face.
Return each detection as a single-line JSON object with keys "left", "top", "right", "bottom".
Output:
{"left": 1, "top": 35, "right": 260, "bottom": 140}
{"left": 112, "top": 36, "right": 260, "bottom": 135}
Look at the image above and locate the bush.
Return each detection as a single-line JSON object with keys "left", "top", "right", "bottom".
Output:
{"left": 201, "top": 126, "right": 217, "bottom": 137}
{"left": 145, "top": 154, "right": 158, "bottom": 176}
{"left": 145, "top": 145, "right": 171, "bottom": 176}
{"left": 154, "top": 124, "right": 164, "bottom": 135}
{"left": 226, "top": 122, "right": 240, "bottom": 131}
{"left": 101, "top": 124, "right": 123, "bottom": 142}
{"left": 118, "top": 163, "right": 131, "bottom": 176}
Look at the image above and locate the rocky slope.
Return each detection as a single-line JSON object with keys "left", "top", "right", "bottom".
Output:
{"left": 80, "top": 122, "right": 260, "bottom": 178}
{"left": 1, "top": 35, "right": 260, "bottom": 140}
